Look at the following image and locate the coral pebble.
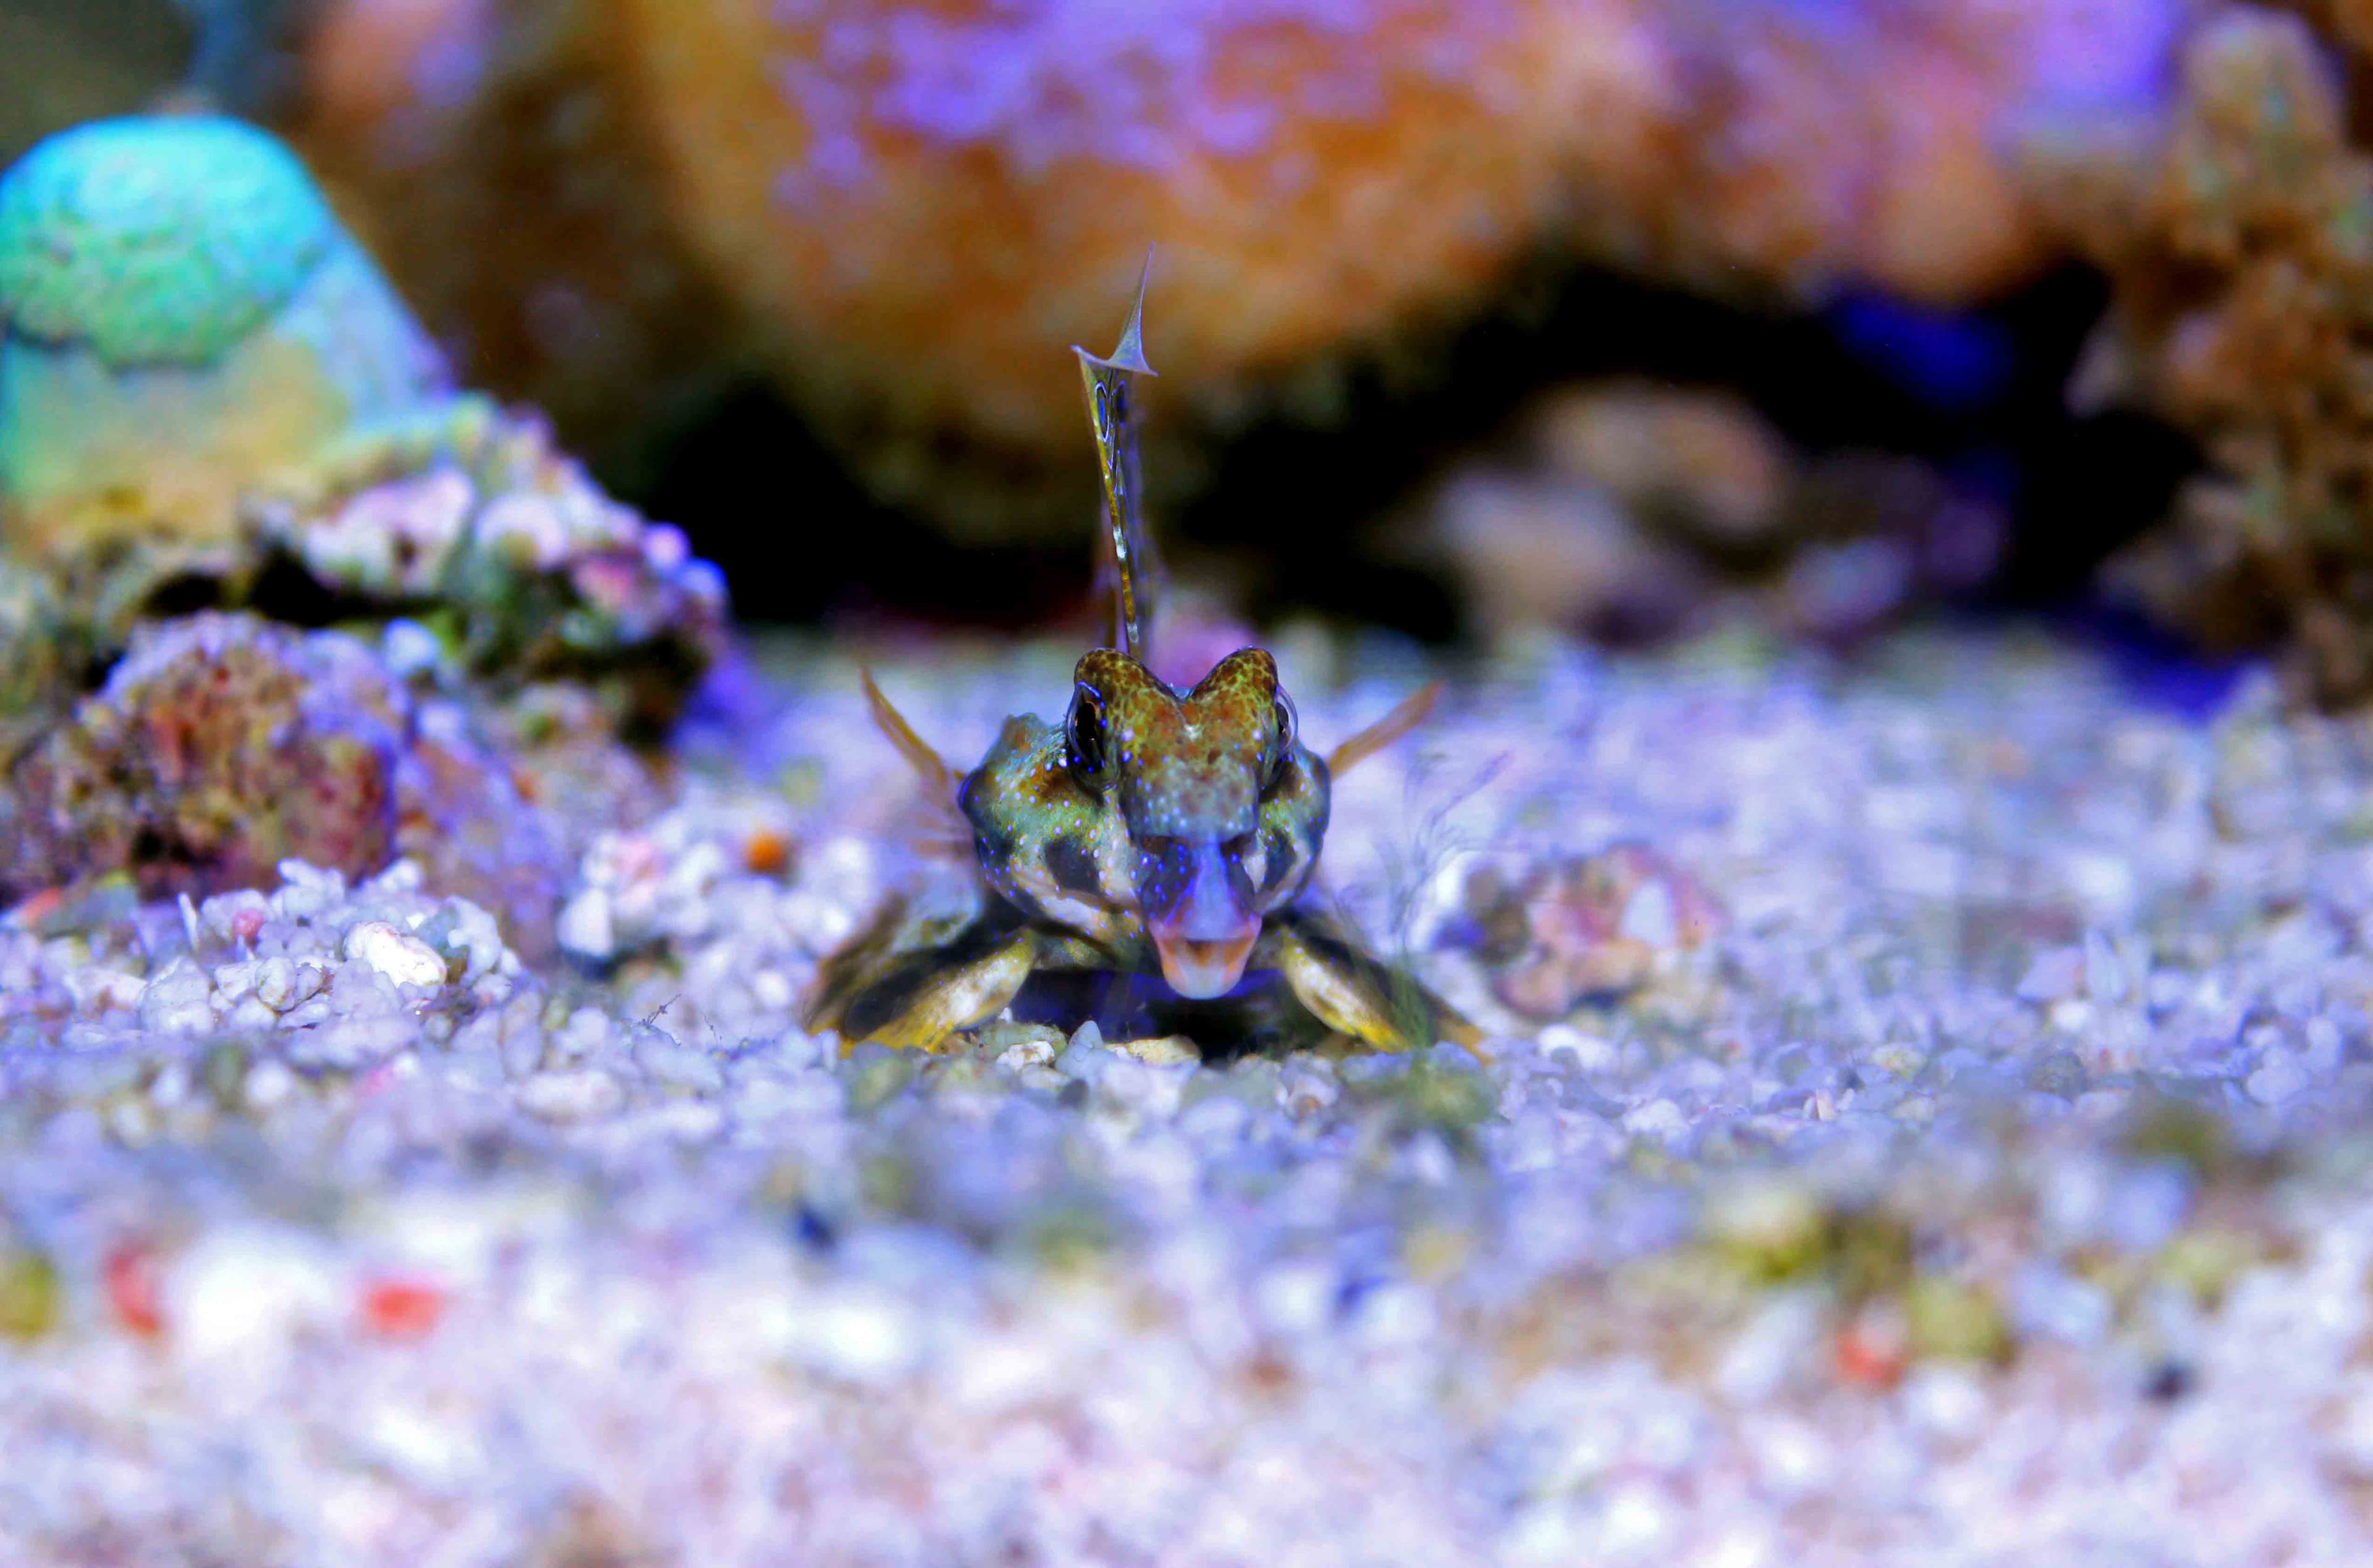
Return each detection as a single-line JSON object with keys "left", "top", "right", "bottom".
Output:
{"left": 1462, "top": 842, "right": 1722, "bottom": 1019}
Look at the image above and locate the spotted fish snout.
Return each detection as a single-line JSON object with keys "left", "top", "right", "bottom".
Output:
{"left": 958, "top": 644, "right": 1327, "bottom": 1001}
{"left": 1063, "top": 646, "right": 1293, "bottom": 997}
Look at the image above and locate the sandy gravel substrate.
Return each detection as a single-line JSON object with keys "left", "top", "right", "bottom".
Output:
{"left": 4, "top": 623, "right": 2372, "bottom": 1566}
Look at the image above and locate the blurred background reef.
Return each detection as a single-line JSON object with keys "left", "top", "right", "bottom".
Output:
{"left": 12, "top": 0, "right": 2373, "bottom": 704}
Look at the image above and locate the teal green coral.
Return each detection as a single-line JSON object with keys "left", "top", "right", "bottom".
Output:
{"left": 0, "top": 116, "right": 333, "bottom": 368}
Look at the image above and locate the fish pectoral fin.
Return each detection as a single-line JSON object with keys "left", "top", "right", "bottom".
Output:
{"left": 1263, "top": 908, "right": 1482, "bottom": 1056}
{"left": 801, "top": 891, "right": 918, "bottom": 1033}
{"left": 826, "top": 917, "right": 1043, "bottom": 1055}
{"left": 1326, "top": 680, "right": 1442, "bottom": 778}
{"left": 860, "top": 667, "right": 965, "bottom": 827}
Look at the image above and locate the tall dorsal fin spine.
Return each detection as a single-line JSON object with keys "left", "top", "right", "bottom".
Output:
{"left": 1073, "top": 248, "right": 1158, "bottom": 660}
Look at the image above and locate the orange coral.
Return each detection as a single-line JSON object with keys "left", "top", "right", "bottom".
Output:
{"left": 292, "top": 0, "right": 2183, "bottom": 531}
{"left": 586, "top": 0, "right": 1643, "bottom": 533}
{"left": 297, "top": 0, "right": 726, "bottom": 471}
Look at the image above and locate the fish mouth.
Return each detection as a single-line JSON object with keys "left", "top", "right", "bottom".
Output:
{"left": 1149, "top": 919, "right": 1261, "bottom": 1000}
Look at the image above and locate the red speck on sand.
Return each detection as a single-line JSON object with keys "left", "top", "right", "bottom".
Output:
{"left": 1833, "top": 1322, "right": 1908, "bottom": 1389}
{"left": 103, "top": 1243, "right": 166, "bottom": 1339}
{"left": 360, "top": 1274, "right": 447, "bottom": 1340}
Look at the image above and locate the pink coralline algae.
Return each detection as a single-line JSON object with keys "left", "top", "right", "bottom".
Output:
{"left": 0, "top": 612, "right": 576, "bottom": 954}
{"left": 2, "top": 613, "right": 408, "bottom": 902}
{"left": 252, "top": 407, "right": 733, "bottom": 731}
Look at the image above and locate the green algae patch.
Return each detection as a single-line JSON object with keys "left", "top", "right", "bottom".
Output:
{"left": 0, "top": 1244, "right": 61, "bottom": 1342}
{"left": 1704, "top": 1179, "right": 1913, "bottom": 1302}
{"left": 1904, "top": 1273, "right": 2011, "bottom": 1365}
{"left": 1351, "top": 1056, "right": 1497, "bottom": 1148}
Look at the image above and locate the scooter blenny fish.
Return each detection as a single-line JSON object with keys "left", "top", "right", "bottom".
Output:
{"left": 806, "top": 261, "right": 1476, "bottom": 1056}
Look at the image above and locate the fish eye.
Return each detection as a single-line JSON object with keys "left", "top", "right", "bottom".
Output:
{"left": 1267, "top": 692, "right": 1297, "bottom": 787}
{"left": 1066, "top": 682, "right": 1111, "bottom": 790}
